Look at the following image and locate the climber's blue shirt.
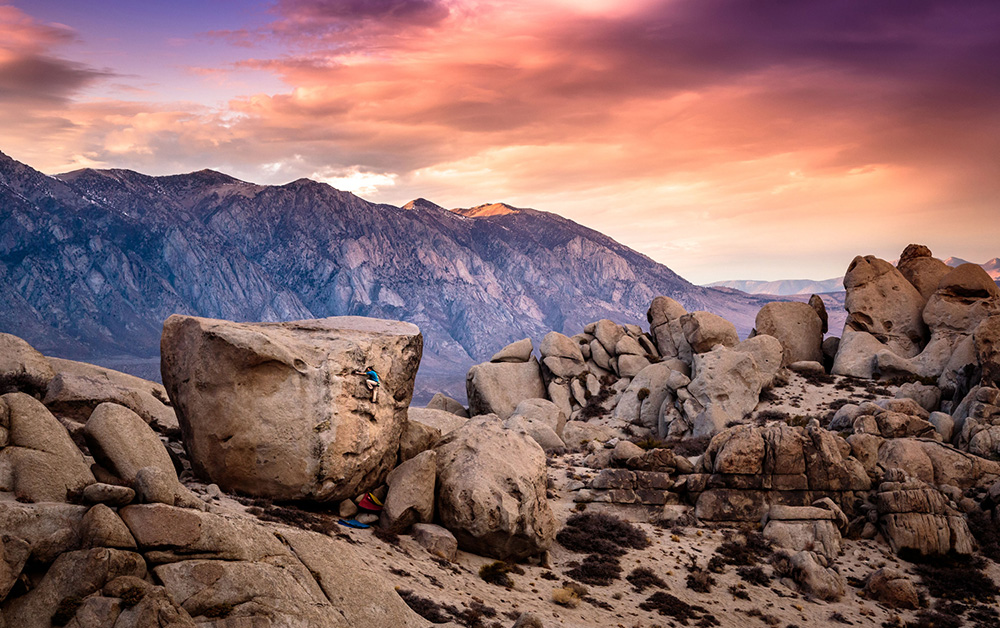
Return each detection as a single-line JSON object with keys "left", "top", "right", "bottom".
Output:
{"left": 366, "top": 369, "right": 380, "bottom": 383}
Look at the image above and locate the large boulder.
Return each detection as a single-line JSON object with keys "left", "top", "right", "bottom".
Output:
{"left": 734, "top": 335, "right": 783, "bottom": 389}
{"left": 43, "top": 358, "right": 178, "bottom": 433}
{"left": 434, "top": 415, "right": 556, "bottom": 560}
{"left": 490, "top": 338, "right": 533, "bottom": 363}
{"left": 381, "top": 449, "right": 436, "bottom": 530}
{"left": 161, "top": 315, "right": 422, "bottom": 502}
{"left": 425, "top": 392, "right": 469, "bottom": 417}
{"left": 0, "top": 393, "right": 94, "bottom": 503}
{"left": 84, "top": 403, "right": 177, "bottom": 488}
{"left": 897, "top": 245, "right": 951, "bottom": 304}
{"left": 754, "top": 302, "right": 823, "bottom": 366}
{"left": 0, "top": 333, "right": 54, "bottom": 398}
{"left": 832, "top": 330, "right": 884, "bottom": 378}
{"left": 841, "top": 255, "right": 926, "bottom": 358}
{"left": 684, "top": 346, "right": 763, "bottom": 437}
{"left": 466, "top": 358, "right": 546, "bottom": 420}
{"left": 539, "top": 332, "right": 587, "bottom": 379}
{"left": 647, "top": 297, "right": 692, "bottom": 363}
{"left": 874, "top": 470, "right": 974, "bottom": 557}
{"left": 680, "top": 311, "right": 739, "bottom": 354}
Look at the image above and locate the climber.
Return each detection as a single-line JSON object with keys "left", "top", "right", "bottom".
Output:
{"left": 354, "top": 365, "right": 380, "bottom": 402}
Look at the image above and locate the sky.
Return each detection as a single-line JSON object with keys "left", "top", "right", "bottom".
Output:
{"left": 1, "top": 0, "right": 998, "bottom": 284}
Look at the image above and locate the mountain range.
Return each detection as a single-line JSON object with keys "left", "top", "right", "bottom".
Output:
{"left": 0, "top": 150, "right": 773, "bottom": 402}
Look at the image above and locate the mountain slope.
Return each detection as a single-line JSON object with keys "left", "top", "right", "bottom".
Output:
{"left": 0, "top": 150, "right": 772, "bottom": 401}
{"left": 707, "top": 277, "right": 844, "bottom": 296}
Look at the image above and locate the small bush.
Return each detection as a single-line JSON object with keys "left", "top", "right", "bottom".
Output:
{"left": 637, "top": 387, "right": 651, "bottom": 401}
{"left": 755, "top": 409, "right": 790, "bottom": 423}
{"left": 666, "top": 436, "right": 712, "bottom": 457}
{"left": 639, "top": 592, "right": 719, "bottom": 626}
{"left": 479, "top": 561, "right": 516, "bottom": 587}
{"left": 917, "top": 558, "right": 998, "bottom": 604}
{"left": 685, "top": 569, "right": 715, "bottom": 593}
{"left": 633, "top": 436, "right": 664, "bottom": 451}
{"left": 566, "top": 554, "right": 621, "bottom": 586}
{"left": 627, "top": 567, "right": 667, "bottom": 592}
{"left": 905, "top": 610, "right": 962, "bottom": 628}
{"left": 397, "top": 589, "right": 451, "bottom": 623}
{"left": 556, "top": 513, "right": 649, "bottom": 556}
{"left": 714, "top": 531, "right": 773, "bottom": 567}
{"left": 737, "top": 565, "right": 771, "bottom": 586}
{"left": 967, "top": 511, "right": 1000, "bottom": 563}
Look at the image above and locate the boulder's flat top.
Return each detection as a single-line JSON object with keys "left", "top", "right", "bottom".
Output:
{"left": 170, "top": 314, "right": 420, "bottom": 337}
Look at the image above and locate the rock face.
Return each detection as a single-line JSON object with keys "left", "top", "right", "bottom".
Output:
{"left": 684, "top": 346, "right": 763, "bottom": 436}
{"left": 84, "top": 403, "right": 177, "bottom": 487}
{"left": 753, "top": 302, "right": 823, "bottom": 367}
{"left": 898, "top": 244, "right": 952, "bottom": 303}
{"left": 680, "top": 311, "right": 739, "bottom": 354}
{"left": 43, "top": 357, "right": 178, "bottom": 434}
{"left": 161, "top": 314, "right": 422, "bottom": 502}
{"left": 0, "top": 333, "right": 54, "bottom": 398}
{"left": 693, "top": 424, "right": 870, "bottom": 522}
{"left": 841, "top": 255, "right": 926, "bottom": 358}
{"left": 434, "top": 415, "right": 557, "bottom": 560}
{"left": 0, "top": 392, "right": 95, "bottom": 503}
{"left": 466, "top": 359, "right": 546, "bottom": 420}
{"left": 874, "top": 469, "right": 974, "bottom": 557}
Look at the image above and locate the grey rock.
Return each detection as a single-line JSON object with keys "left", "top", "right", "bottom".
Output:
{"left": 82, "top": 483, "right": 135, "bottom": 507}
{"left": 755, "top": 301, "right": 824, "bottom": 366}
{"left": 381, "top": 449, "right": 436, "bottom": 530}
{"left": 425, "top": 392, "right": 469, "bottom": 417}
{"left": 491, "top": 337, "right": 533, "bottom": 363}
{"left": 80, "top": 504, "right": 136, "bottom": 550}
{"left": 410, "top": 523, "right": 458, "bottom": 561}
{"left": 680, "top": 311, "right": 739, "bottom": 354}
{"left": 0, "top": 333, "right": 54, "bottom": 398}
{"left": 133, "top": 466, "right": 176, "bottom": 505}
{"left": 467, "top": 358, "right": 546, "bottom": 420}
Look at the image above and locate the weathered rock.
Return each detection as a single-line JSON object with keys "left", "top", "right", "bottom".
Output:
{"left": 279, "top": 527, "right": 427, "bottom": 627}
{"left": 562, "top": 421, "right": 616, "bottom": 447}
{"left": 928, "top": 411, "right": 955, "bottom": 443}
{"left": 809, "top": 294, "right": 830, "bottom": 334}
{"left": 0, "top": 333, "right": 54, "bottom": 398}
{"left": 467, "top": 358, "right": 546, "bottom": 420}
{"left": 408, "top": 406, "right": 467, "bottom": 436}
{"left": 735, "top": 335, "right": 783, "bottom": 389}
{"left": 490, "top": 338, "right": 533, "bottom": 363}
{"left": 832, "top": 330, "right": 884, "bottom": 378}
{"left": 790, "top": 550, "right": 845, "bottom": 600}
{"left": 80, "top": 504, "right": 136, "bottom": 550}
{"left": 841, "top": 255, "right": 926, "bottom": 357}
{"left": 0, "top": 501, "right": 88, "bottom": 563}
{"left": 685, "top": 346, "right": 763, "bottom": 437}
{"left": 382, "top": 450, "right": 436, "bottom": 530}
{"left": 754, "top": 302, "right": 824, "bottom": 366}
{"left": 44, "top": 358, "right": 178, "bottom": 434}
{"left": 82, "top": 483, "right": 135, "bottom": 507}
{"left": 505, "top": 414, "right": 565, "bottom": 451}
{"left": 647, "top": 297, "right": 692, "bottom": 362}
{"left": 154, "top": 557, "right": 335, "bottom": 624}
{"left": 864, "top": 568, "right": 919, "bottom": 609}
{"left": 0, "top": 393, "right": 94, "bottom": 503}
{"left": 976, "top": 315, "right": 1000, "bottom": 388}
{"left": 133, "top": 466, "right": 176, "bottom": 505}
{"left": 434, "top": 415, "right": 556, "bottom": 560}
{"left": 511, "top": 398, "right": 567, "bottom": 436}
{"left": 898, "top": 245, "right": 952, "bottom": 302}
{"left": 3, "top": 548, "right": 146, "bottom": 628}
{"left": 874, "top": 471, "right": 975, "bottom": 556}
{"left": 895, "top": 382, "right": 941, "bottom": 412}
{"left": 613, "top": 362, "right": 675, "bottom": 432}
{"left": 399, "top": 416, "right": 440, "bottom": 462}
{"left": 85, "top": 403, "right": 176, "bottom": 487}
{"left": 0, "top": 534, "right": 30, "bottom": 600}
{"left": 161, "top": 315, "right": 422, "bottom": 502}
{"left": 680, "top": 311, "right": 739, "bottom": 354}
{"left": 410, "top": 523, "right": 458, "bottom": 561}
{"left": 764, "top": 518, "right": 841, "bottom": 562}
{"left": 119, "top": 503, "right": 288, "bottom": 563}
{"left": 617, "top": 354, "right": 652, "bottom": 378}
{"left": 789, "top": 360, "right": 825, "bottom": 376}
{"left": 592, "top": 319, "right": 625, "bottom": 356}
{"left": 106, "top": 582, "right": 197, "bottom": 628}
{"left": 426, "top": 392, "right": 469, "bottom": 417}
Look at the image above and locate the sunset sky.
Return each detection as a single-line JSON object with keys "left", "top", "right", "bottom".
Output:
{"left": 2, "top": 0, "right": 998, "bottom": 284}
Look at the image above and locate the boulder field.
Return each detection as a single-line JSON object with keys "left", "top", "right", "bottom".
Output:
{"left": 1, "top": 244, "right": 1000, "bottom": 627}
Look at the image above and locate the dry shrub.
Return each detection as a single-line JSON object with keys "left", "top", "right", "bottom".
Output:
{"left": 627, "top": 567, "right": 668, "bottom": 592}
{"left": 479, "top": 561, "right": 517, "bottom": 587}
{"left": 639, "top": 592, "right": 720, "bottom": 626}
{"left": 566, "top": 554, "right": 621, "bottom": 586}
{"left": 556, "top": 513, "right": 649, "bottom": 556}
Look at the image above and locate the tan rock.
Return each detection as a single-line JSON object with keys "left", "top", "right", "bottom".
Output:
{"left": 754, "top": 302, "right": 823, "bottom": 366}
{"left": 0, "top": 392, "right": 94, "bottom": 503}
{"left": 43, "top": 358, "right": 177, "bottom": 433}
{"left": 435, "top": 415, "right": 556, "bottom": 560}
{"left": 411, "top": 523, "right": 458, "bottom": 561}
{"left": 161, "top": 314, "right": 422, "bottom": 502}
{"left": 85, "top": 403, "right": 176, "bottom": 486}
{"left": 425, "top": 392, "right": 469, "bottom": 417}
{"left": 842, "top": 255, "right": 927, "bottom": 357}
{"left": 864, "top": 568, "right": 919, "bottom": 609}
{"left": 897, "top": 244, "right": 952, "bottom": 303}
{"left": 0, "top": 501, "right": 88, "bottom": 563}
{"left": 0, "top": 534, "right": 30, "bottom": 600}
{"left": 832, "top": 330, "right": 885, "bottom": 378}
{"left": 680, "top": 311, "right": 739, "bottom": 354}
{"left": 3, "top": 548, "right": 146, "bottom": 628}
{"left": 0, "top": 333, "right": 54, "bottom": 398}
{"left": 490, "top": 338, "right": 533, "bottom": 363}
{"left": 735, "top": 335, "right": 783, "bottom": 389}
{"left": 381, "top": 449, "right": 436, "bottom": 530}
{"left": 81, "top": 504, "right": 136, "bottom": 550}
{"left": 467, "top": 358, "right": 546, "bottom": 420}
